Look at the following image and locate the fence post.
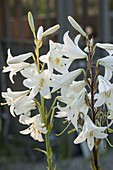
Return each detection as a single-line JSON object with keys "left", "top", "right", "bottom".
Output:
{"left": 99, "top": 0, "right": 110, "bottom": 42}
{"left": 56, "top": 0, "right": 73, "bottom": 42}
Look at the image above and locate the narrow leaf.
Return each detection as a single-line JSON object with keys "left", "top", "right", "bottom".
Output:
{"left": 34, "top": 148, "right": 47, "bottom": 155}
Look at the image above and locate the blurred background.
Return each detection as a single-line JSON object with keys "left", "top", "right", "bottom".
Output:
{"left": 0, "top": 0, "right": 113, "bottom": 169}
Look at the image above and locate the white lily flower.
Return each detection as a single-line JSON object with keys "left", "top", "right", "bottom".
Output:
{"left": 19, "top": 114, "right": 47, "bottom": 142}
{"left": 67, "top": 89, "right": 89, "bottom": 130}
{"left": 94, "top": 75, "right": 113, "bottom": 110}
{"left": 56, "top": 88, "right": 89, "bottom": 130}
{"left": 68, "top": 16, "right": 86, "bottom": 37}
{"left": 3, "top": 49, "right": 32, "bottom": 83}
{"left": 51, "top": 69, "right": 82, "bottom": 99}
{"left": 98, "top": 55, "right": 113, "bottom": 80}
{"left": 14, "top": 96, "right": 36, "bottom": 116}
{"left": 74, "top": 115, "right": 108, "bottom": 151}
{"left": 40, "top": 40, "right": 70, "bottom": 73}
{"left": 62, "top": 32, "right": 87, "bottom": 60}
{"left": 2, "top": 88, "right": 29, "bottom": 117}
{"left": 96, "top": 43, "right": 113, "bottom": 55}
{"left": 37, "top": 24, "right": 60, "bottom": 41}
{"left": 22, "top": 68, "right": 52, "bottom": 99}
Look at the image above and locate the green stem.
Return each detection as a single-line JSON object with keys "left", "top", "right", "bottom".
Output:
{"left": 45, "top": 132, "right": 53, "bottom": 170}
{"left": 40, "top": 95, "right": 46, "bottom": 123}
{"left": 40, "top": 95, "right": 53, "bottom": 169}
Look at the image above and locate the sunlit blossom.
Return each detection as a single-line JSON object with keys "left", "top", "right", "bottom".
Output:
{"left": 19, "top": 114, "right": 47, "bottom": 142}
{"left": 74, "top": 115, "right": 108, "bottom": 151}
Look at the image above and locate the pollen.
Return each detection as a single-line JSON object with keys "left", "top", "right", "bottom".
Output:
{"left": 38, "top": 78, "right": 45, "bottom": 88}
{"left": 89, "top": 131, "right": 94, "bottom": 137}
{"left": 55, "top": 57, "right": 60, "bottom": 65}
{"left": 105, "top": 91, "right": 111, "bottom": 97}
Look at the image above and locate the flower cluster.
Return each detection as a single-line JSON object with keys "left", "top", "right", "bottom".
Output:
{"left": 1, "top": 13, "right": 113, "bottom": 156}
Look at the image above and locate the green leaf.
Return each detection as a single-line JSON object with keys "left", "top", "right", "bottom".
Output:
{"left": 55, "top": 122, "right": 71, "bottom": 136}
{"left": 108, "top": 128, "right": 113, "bottom": 133}
{"left": 106, "top": 138, "right": 113, "bottom": 147}
{"left": 34, "top": 148, "right": 47, "bottom": 155}
{"left": 54, "top": 164, "right": 57, "bottom": 170}
{"left": 28, "top": 11, "right": 35, "bottom": 36}
{"left": 67, "top": 128, "right": 76, "bottom": 134}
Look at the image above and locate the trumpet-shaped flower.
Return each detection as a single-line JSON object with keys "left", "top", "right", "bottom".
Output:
{"left": 2, "top": 88, "right": 29, "bottom": 117}
{"left": 98, "top": 55, "right": 113, "bottom": 80}
{"left": 74, "top": 115, "right": 108, "bottom": 151}
{"left": 22, "top": 68, "right": 52, "bottom": 99}
{"left": 37, "top": 24, "right": 60, "bottom": 41}
{"left": 51, "top": 69, "right": 82, "bottom": 99}
{"left": 96, "top": 43, "right": 113, "bottom": 80}
{"left": 3, "top": 49, "right": 32, "bottom": 83}
{"left": 94, "top": 75, "right": 113, "bottom": 110}
{"left": 96, "top": 43, "right": 113, "bottom": 55}
{"left": 68, "top": 16, "right": 86, "bottom": 37}
{"left": 14, "top": 96, "right": 36, "bottom": 116}
{"left": 40, "top": 40, "right": 70, "bottom": 73}
{"left": 19, "top": 114, "right": 47, "bottom": 142}
{"left": 56, "top": 89, "right": 89, "bottom": 130}
{"left": 62, "top": 32, "right": 87, "bottom": 60}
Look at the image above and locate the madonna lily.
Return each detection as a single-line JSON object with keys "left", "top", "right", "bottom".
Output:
{"left": 37, "top": 24, "right": 60, "bottom": 42}
{"left": 19, "top": 114, "right": 47, "bottom": 142}
{"left": 2, "top": 88, "right": 29, "bottom": 117}
{"left": 62, "top": 32, "right": 87, "bottom": 60}
{"left": 3, "top": 49, "right": 32, "bottom": 83}
{"left": 98, "top": 55, "right": 113, "bottom": 80}
{"left": 14, "top": 96, "right": 36, "bottom": 116}
{"left": 67, "top": 89, "right": 89, "bottom": 130}
{"left": 22, "top": 69, "right": 52, "bottom": 99}
{"left": 74, "top": 115, "right": 108, "bottom": 151}
{"left": 96, "top": 43, "right": 113, "bottom": 55}
{"left": 94, "top": 75, "right": 113, "bottom": 110}
{"left": 56, "top": 89, "right": 89, "bottom": 130}
{"left": 68, "top": 16, "right": 86, "bottom": 37}
{"left": 40, "top": 40, "right": 70, "bottom": 73}
{"left": 51, "top": 69, "right": 83, "bottom": 99}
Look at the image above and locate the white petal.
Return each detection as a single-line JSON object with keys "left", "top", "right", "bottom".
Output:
{"left": 74, "top": 34, "right": 81, "bottom": 45}
{"left": 23, "top": 79, "right": 36, "bottom": 88}
{"left": 55, "top": 111, "right": 67, "bottom": 118}
{"left": 37, "top": 26, "right": 43, "bottom": 40}
{"left": 74, "top": 131, "right": 86, "bottom": 144}
{"left": 19, "top": 114, "right": 37, "bottom": 125}
{"left": 104, "top": 66, "right": 112, "bottom": 81}
{"left": 40, "top": 86, "right": 51, "bottom": 99}
{"left": 39, "top": 54, "right": 48, "bottom": 63}
{"left": 94, "top": 93, "right": 105, "bottom": 108}
{"left": 96, "top": 43, "right": 113, "bottom": 55}
{"left": 63, "top": 31, "right": 76, "bottom": 49}
{"left": 87, "top": 136, "right": 94, "bottom": 151}
{"left": 98, "top": 75, "right": 111, "bottom": 93}
{"left": 31, "top": 131, "right": 44, "bottom": 142}
{"left": 7, "top": 52, "right": 32, "bottom": 64}
{"left": 28, "top": 86, "right": 38, "bottom": 99}
{"left": 10, "top": 105, "right": 15, "bottom": 117}
{"left": 94, "top": 130, "right": 108, "bottom": 139}
{"left": 20, "top": 127, "right": 32, "bottom": 135}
